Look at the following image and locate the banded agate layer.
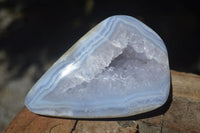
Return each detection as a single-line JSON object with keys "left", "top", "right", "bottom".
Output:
{"left": 25, "top": 15, "right": 170, "bottom": 118}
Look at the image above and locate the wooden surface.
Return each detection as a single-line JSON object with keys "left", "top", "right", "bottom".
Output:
{"left": 4, "top": 70, "right": 200, "bottom": 133}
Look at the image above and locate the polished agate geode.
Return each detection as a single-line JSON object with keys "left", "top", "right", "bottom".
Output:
{"left": 25, "top": 15, "right": 170, "bottom": 118}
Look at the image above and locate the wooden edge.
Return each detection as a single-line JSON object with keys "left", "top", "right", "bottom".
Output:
{"left": 171, "top": 70, "right": 200, "bottom": 102}
{"left": 4, "top": 107, "right": 76, "bottom": 133}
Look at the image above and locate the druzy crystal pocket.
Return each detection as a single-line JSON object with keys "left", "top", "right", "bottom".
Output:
{"left": 25, "top": 15, "right": 170, "bottom": 118}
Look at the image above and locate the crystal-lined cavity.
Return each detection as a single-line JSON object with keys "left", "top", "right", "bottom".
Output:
{"left": 25, "top": 15, "right": 170, "bottom": 118}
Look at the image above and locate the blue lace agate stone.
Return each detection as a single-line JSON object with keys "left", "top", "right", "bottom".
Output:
{"left": 25, "top": 15, "right": 170, "bottom": 118}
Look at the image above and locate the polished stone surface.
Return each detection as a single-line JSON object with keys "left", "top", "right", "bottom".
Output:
{"left": 25, "top": 15, "right": 170, "bottom": 118}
